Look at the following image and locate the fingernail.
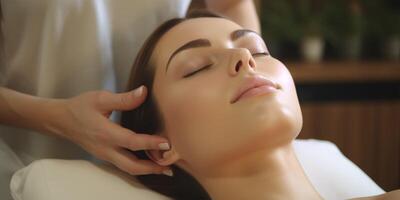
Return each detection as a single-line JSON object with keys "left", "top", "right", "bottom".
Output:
{"left": 162, "top": 151, "right": 170, "bottom": 159}
{"left": 132, "top": 86, "right": 144, "bottom": 97}
{"left": 158, "top": 142, "right": 170, "bottom": 150}
{"left": 162, "top": 169, "right": 173, "bottom": 177}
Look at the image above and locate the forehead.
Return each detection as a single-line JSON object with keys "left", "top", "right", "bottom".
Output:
{"left": 152, "top": 17, "right": 242, "bottom": 68}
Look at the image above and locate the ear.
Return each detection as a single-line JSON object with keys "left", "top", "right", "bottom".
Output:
{"left": 145, "top": 147, "right": 180, "bottom": 166}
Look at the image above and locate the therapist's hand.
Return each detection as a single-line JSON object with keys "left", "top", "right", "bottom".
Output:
{"left": 55, "top": 86, "right": 172, "bottom": 176}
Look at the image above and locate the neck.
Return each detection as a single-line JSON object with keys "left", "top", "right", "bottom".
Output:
{"left": 195, "top": 142, "right": 322, "bottom": 200}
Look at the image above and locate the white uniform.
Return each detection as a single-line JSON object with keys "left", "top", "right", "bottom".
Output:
{"left": 0, "top": 0, "right": 191, "bottom": 199}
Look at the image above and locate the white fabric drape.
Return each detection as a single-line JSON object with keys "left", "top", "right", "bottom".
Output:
{"left": 0, "top": 1, "right": 191, "bottom": 199}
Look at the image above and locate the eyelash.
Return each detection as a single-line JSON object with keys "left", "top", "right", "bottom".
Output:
{"left": 182, "top": 52, "right": 269, "bottom": 78}
{"left": 252, "top": 52, "right": 269, "bottom": 57}
{"left": 183, "top": 64, "right": 213, "bottom": 78}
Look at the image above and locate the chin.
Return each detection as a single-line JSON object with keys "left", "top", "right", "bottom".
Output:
{"left": 248, "top": 103, "right": 302, "bottom": 145}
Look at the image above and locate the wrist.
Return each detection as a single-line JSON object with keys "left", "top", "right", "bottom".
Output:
{"left": 39, "top": 98, "right": 70, "bottom": 138}
{"left": 0, "top": 87, "right": 69, "bottom": 138}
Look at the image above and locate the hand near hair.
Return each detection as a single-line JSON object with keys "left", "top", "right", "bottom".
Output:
{"left": 58, "top": 86, "right": 172, "bottom": 176}
{"left": 0, "top": 86, "right": 172, "bottom": 176}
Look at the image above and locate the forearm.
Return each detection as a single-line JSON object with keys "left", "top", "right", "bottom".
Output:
{"left": 0, "top": 87, "right": 63, "bottom": 136}
{"left": 205, "top": 0, "right": 260, "bottom": 33}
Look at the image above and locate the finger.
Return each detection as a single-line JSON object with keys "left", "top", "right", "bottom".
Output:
{"left": 111, "top": 148, "right": 170, "bottom": 175}
{"left": 109, "top": 124, "right": 170, "bottom": 151}
{"left": 126, "top": 133, "right": 170, "bottom": 151}
{"left": 101, "top": 86, "right": 147, "bottom": 111}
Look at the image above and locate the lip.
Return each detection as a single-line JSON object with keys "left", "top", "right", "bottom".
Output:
{"left": 231, "top": 75, "right": 279, "bottom": 104}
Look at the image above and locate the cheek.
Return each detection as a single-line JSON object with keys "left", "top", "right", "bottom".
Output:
{"left": 257, "top": 58, "right": 303, "bottom": 135}
{"left": 161, "top": 77, "right": 224, "bottom": 124}
{"left": 158, "top": 76, "right": 230, "bottom": 169}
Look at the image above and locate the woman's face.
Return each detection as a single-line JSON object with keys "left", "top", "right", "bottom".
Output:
{"left": 151, "top": 18, "right": 302, "bottom": 174}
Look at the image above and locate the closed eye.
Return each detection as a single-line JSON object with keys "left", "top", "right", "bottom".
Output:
{"left": 183, "top": 64, "right": 213, "bottom": 78}
{"left": 182, "top": 51, "right": 267, "bottom": 78}
{"left": 252, "top": 52, "right": 269, "bottom": 57}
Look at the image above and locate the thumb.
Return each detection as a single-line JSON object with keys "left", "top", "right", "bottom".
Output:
{"left": 103, "top": 86, "right": 147, "bottom": 111}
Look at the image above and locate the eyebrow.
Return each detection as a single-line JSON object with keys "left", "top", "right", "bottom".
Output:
{"left": 165, "top": 29, "right": 259, "bottom": 73}
{"left": 230, "top": 29, "right": 259, "bottom": 41}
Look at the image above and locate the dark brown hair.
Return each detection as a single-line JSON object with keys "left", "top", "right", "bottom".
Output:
{"left": 120, "top": 10, "right": 222, "bottom": 200}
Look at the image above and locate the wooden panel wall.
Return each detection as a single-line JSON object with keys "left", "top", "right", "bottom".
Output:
{"left": 298, "top": 101, "right": 400, "bottom": 191}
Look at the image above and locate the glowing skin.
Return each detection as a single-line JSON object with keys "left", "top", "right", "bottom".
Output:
{"left": 147, "top": 18, "right": 321, "bottom": 200}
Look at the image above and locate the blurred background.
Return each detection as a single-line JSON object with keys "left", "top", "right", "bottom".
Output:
{"left": 259, "top": 0, "right": 400, "bottom": 62}
{"left": 258, "top": 0, "right": 400, "bottom": 192}
{"left": 191, "top": 0, "right": 400, "bottom": 192}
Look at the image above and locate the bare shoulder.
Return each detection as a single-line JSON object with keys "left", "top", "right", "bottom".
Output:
{"left": 350, "top": 189, "right": 400, "bottom": 200}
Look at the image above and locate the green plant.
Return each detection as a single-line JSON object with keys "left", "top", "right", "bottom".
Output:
{"left": 323, "top": 0, "right": 364, "bottom": 44}
{"left": 260, "top": 0, "right": 330, "bottom": 42}
{"left": 260, "top": 0, "right": 299, "bottom": 42}
{"left": 296, "top": 0, "right": 327, "bottom": 37}
{"left": 363, "top": 0, "right": 400, "bottom": 38}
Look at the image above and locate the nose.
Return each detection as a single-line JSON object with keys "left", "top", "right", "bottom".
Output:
{"left": 229, "top": 48, "right": 256, "bottom": 76}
